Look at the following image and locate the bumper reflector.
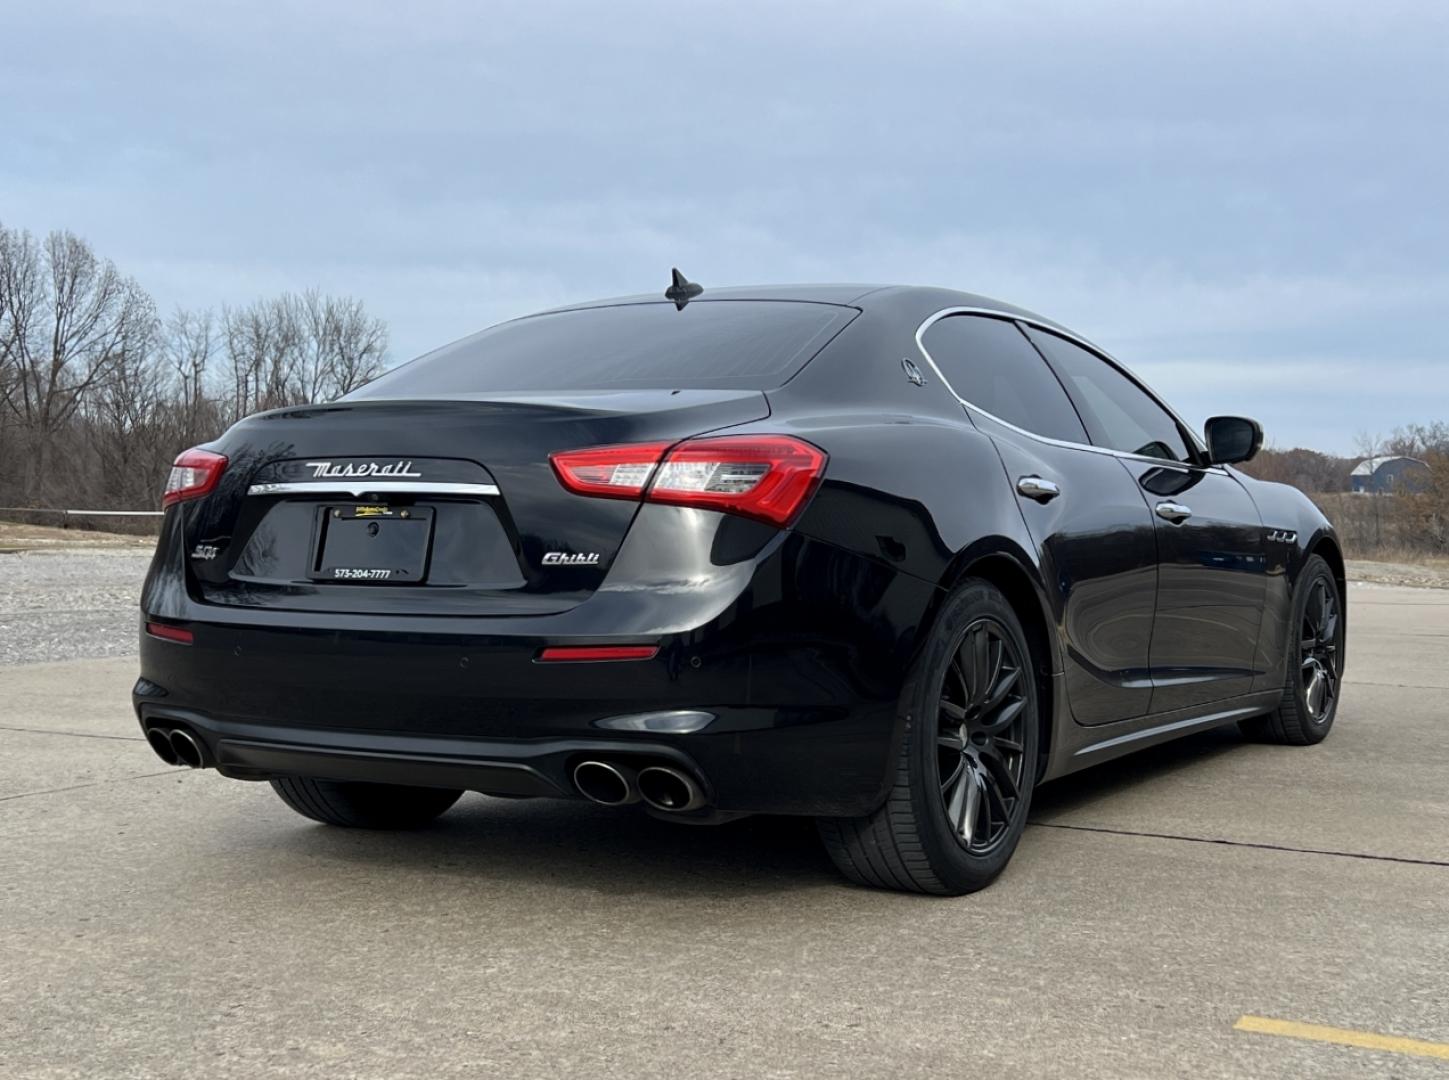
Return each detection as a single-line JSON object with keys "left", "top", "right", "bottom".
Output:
{"left": 595, "top": 710, "right": 715, "bottom": 733}
{"left": 536, "top": 645, "right": 659, "bottom": 663}
{"left": 145, "top": 622, "right": 194, "bottom": 644}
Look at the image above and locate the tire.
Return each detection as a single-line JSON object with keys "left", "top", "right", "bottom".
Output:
{"left": 1239, "top": 554, "right": 1342, "bottom": 746}
{"left": 817, "top": 579, "right": 1041, "bottom": 895}
{"left": 270, "top": 777, "right": 463, "bottom": 829}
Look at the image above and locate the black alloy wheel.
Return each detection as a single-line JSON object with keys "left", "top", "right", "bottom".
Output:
{"left": 1299, "top": 576, "right": 1340, "bottom": 723}
{"left": 816, "top": 579, "right": 1039, "bottom": 895}
{"left": 935, "top": 618, "right": 1030, "bottom": 855}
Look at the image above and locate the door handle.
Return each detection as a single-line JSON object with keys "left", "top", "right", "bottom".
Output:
{"left": 1016, "top": 476, "right": 1061, "bottom": 503}
{"left": 1155, "top": 501, "right": 1192, "bottom": 524}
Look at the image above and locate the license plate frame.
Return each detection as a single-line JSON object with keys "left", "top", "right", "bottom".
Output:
{"left": 310, "top": 505, "right": 435, "bottom": 584}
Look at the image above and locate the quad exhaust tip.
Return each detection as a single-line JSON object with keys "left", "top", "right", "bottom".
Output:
{"left": 146, "top": 728, "right": 181, "bottom": 766}
{"left": 572, "top": 760, "right": 641, "bottom": 806}
{"left": 573, "top": 759, "right": 708, "bottom": 813}
{"left": 144, "top": 725, "right": 208, "bottom": 769}
{"left": 169, "top": 729, "right": 206, "bottom": 768}
{"left": 636, "top": 765, "right": 707, "bottom": 813}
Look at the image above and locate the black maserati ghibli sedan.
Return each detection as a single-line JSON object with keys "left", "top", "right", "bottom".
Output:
{"left": 136, "top": 277, "right": 1344, "bottom": 894}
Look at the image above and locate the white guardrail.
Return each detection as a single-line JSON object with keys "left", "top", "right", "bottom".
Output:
{"left": 0, "top": 507, "right": 164, "bottom": 519}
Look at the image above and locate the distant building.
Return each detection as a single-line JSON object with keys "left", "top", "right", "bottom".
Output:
{"left": 1350, "top": 455, "right": 1430, "bottom": 494}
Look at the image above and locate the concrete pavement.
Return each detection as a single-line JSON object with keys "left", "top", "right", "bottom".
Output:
{"left": 1, "top": 581, "right": 1446, "bottom": 1078}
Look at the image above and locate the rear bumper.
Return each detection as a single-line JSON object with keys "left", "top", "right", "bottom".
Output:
{"left": 135, "top": 533, "right": 940, "bottom": 817}
{"left": 134, "top": 702, "right": 700, "bottom": 801}
{"left": 133, "top": 699, "right": 888, "bottom": 814}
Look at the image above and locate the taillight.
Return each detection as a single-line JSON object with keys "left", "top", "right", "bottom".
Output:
{"left": 549, "top": 442, "right": 670, "bottom": 499}
{"left": 549, "top": 435, "right": 826, "bottom": 528}
{"left": 162, "top": 448, "right": 228, "bottom": 507}
{"left": 648, "top": 436, "right": 827, "bottom": 526}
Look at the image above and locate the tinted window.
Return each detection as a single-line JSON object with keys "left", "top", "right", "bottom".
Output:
{"left": 921, "top": 315, "right": 1088, "bottom": 442}
{"left": 347, "top": 301, "right": 855, "bottom": 396}
{"left": 1024, "top": 327, "right": 1194, "bottom": 463}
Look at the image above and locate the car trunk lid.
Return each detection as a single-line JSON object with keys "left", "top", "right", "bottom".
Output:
{"left": 186, "top": 389, "right": 769, "bottom": 616}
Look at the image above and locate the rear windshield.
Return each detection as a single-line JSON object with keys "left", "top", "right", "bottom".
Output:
{"left": 348, "top": 300, "right": 856, "bottom": 396}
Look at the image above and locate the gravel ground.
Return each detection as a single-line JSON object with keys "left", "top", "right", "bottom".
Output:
{"left": 1346, "top": 557, "right": 1449, "bottom": 590}
{"left": 0, "top": 548, "right": 152, "bottom": 665}
{"left": 0, "top": 519, "right": 154, "bottom": 550}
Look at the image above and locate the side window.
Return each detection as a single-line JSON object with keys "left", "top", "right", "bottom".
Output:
{"left": 921, "top": 316, "right": 1088, "bottom": 443}
{"left": 1024, "top": 327, "right": 1194, "bottom": 463}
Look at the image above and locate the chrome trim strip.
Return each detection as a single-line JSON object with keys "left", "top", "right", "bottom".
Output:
{"left": 912, "top": 306, "right": 1218, "bottom": 469}
{"left": 246, "top": 481, "right": 500, "bottom": 497}
{"left": 1072, "top": 704, "right": 1263, "bottom": 757}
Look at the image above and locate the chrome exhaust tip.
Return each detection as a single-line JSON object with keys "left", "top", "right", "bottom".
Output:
{"left": 572, "top": 760, "right": 640, "bottom": 806}
{"left": 167, "top": 728, "right": 207, "bottom": 769}
{"left": 636, "top": 765, "right": 706, "bottom": 813}
{"left": 145, "top": 727, "right": 182, "bottom": 766}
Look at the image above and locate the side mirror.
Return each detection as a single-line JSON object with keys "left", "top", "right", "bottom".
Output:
{"left": 1204, "top": 416, "right": 1263, "bottom": 465}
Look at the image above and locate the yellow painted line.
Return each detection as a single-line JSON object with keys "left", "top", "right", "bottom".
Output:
{"left": 1235, "top": 1015, "right": 1449, "bottom": 1061}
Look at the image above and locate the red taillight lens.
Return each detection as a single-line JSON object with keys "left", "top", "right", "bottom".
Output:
{"left": 647, "top": 435, "right": 827, "bottom": 527}
{"left": 550, "top": 443, "right": 670, "bottom": 499}
{"left": 162, "top": 448, "right": 228, "bottom": 507}
{"left": 551, "top": 435, "right": 826, "bottom": 528}
{"left": 145, "top": 622, "right": 194, "bottom": 644}
{"left": 537, "top": 645, "right": 659, "bottom": 663}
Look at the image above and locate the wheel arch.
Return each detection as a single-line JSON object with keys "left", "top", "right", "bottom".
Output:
{"left": 930, "top": 542, "right": 1062, "bottom": 779}
{"left": 1309, "top": 531, "right": 1346, "bottom": 596}
{"left": 1306, "top": 529, "right": 1347, "bottom": 672}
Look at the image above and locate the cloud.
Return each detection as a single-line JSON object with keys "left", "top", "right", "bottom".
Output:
{"left": 1, "top": 0, "right": 1445, "bottom": 454}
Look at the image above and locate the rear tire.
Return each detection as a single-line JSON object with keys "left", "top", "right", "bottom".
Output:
{"left": 1239, "top": 554, "right": 1342, "bottom": 746}
{"left": 270, "top": 777, "right": 463, "bottom": 829}
{"left": 817, "top": 579, "right": 1040, "bottom": 895}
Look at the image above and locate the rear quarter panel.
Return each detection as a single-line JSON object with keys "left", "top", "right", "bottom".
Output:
{"left": 759, "top": 298, "right": 1053, "bottom": 668}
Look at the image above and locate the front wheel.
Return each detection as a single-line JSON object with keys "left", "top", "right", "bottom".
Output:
{"left": 817, "top": 579, "right": 1040, "bottom": 895}
{"left": 1240, "top": 554, "right": 1343, "bottom": 746}
{"left": 270, "top": 777, "right": 463, "bottom": 829}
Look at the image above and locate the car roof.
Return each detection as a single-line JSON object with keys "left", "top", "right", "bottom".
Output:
{"left": 535, "top": 283, "right": 1057, "bottom": 325}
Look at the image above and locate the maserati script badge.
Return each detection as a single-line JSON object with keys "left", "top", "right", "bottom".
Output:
{"left": 304, "top": 460, "right": 423, "bottom": 479}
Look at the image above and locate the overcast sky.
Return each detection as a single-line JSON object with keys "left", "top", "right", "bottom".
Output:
{"left": 4, "top": 0, "right": 1446, "bottom": 453}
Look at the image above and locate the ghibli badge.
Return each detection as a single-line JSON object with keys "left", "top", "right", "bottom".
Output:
{"left": 542, "top": 552, "right": 601, "bottom": 566}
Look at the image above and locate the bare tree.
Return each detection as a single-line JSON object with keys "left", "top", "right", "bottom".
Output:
{"left": 222, "top": 296, "right": 302, "bottom": 422}
{"left": 0, "top": 224, "right": 156, "bottom": 503}
{"left": 318, "top": 292, "right": 388, "bottom": 396}
{"left": 0, "top": 224, "right": 46, "bottom": 500}
{"left": 1236, "top": 446, "right": 1353, "bottom": 493}
{"left": 162, "top": 307, "right": 223, "bottom": 447}
{"left": 0, "top": 220, "right": 393, "bottom": 518}
{"left": 1386, "top": 422, "right": 1449, "bottom": 459}
{"left": 85, "top": 342, "right": 174, "bottom": 508}
{"left": 222, "top": 290, "right": 387, "bottom": 421}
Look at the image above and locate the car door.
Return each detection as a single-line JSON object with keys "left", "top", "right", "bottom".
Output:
{"left": 918, "top": 313, "right": 1158, "bottom": 724}
{"left": 1023, "top": 326, "right": 1267, "bottom": 712}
